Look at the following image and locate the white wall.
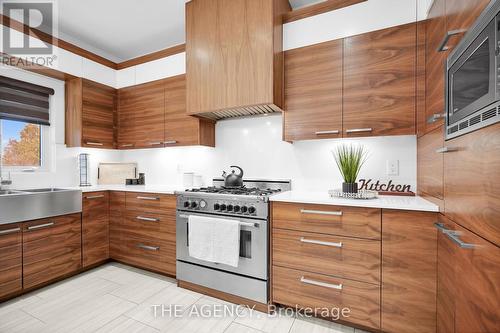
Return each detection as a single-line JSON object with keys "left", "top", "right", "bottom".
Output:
{"left": 121, "top": 114, "right": 417, "bottom": 192}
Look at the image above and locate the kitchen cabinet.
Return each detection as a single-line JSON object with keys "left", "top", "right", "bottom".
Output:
{"left": 109, "top": 191, "right": 125, "bottom": 258}
{"left": 65, "top": 78, "right": 117, "bottom": 149}
{"left": 283, "top": 39, "right": 343, "bottom": 141}
{"left": 82, "top": 191, "right": 109, "bottom": 267}
{"left": 381, "top": 210, "right": 438, "bottom": 333}
{"left": 416, "top": 20, "right": 427, "bottom": 138}
{"left": 417, "top": 127, "right": 444, "bottom": 211}
{"left": 112, "top": 192, "right": 176, "bottom": 276}
{"left": 444, "top": 122, "right": 500, "bottom": 247}
{"left": 164, "top": 75, "right": 215, "bottom": 147}
{"left": 186, "top": 0, "right": 289, "bottom": 118}
{"left": 343, "top": 23, "right": 416, "bottom": 137}
{"left": 271, "top": 201, "right": 382, "bottom": 331}
{"left": 23, "top": 213, "right": 82, "bottom": 290}
{"left": 118, "top": 79, "right": 165, "bottom": 149}
{"left": 436, "top": 215, "right": 500, "bottom": 333}
{"left": 0, "top": 223, "right": 22, "bottom": 299}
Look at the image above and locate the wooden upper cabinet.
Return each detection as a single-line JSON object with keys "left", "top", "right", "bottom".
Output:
{"left": 284, "top": 39, "right": 343, "bottom": 141}
{"left": 343, "top": 23, "right": 416, "bottom": 137}
{"left": 118, "top": 80, "right": 165, "bottom": 149}
{"left": 164, "top": 75, "right": 215, "bottom": 147}
{"left": 186, "top": 0, "right": 289, "bottom": 117}
{"left": 66, "top": 78, "right": 116, "bottom": 149}
{"left": 444, "top": 122, "right": 500, "bottom": 247}
{"left": 445, "top": 0, "right": 491, "bottom": 50}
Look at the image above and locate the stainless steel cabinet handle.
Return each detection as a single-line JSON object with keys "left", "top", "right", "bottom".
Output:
{"left": 436, "top": 147, "right": 458, "bottom": 153}
{"left": 164, "top": 141, "right": 177, "bottom": 145}
{"left": 137, "top": 244, "right": 160, "bottom": 251}
{"left": 434, "top": 223, "right": 452, "bottom": 234}
{"left": 136, "top": 216, "right": 160, "bottom": 222}
{"left": 300, "top": 276, "right": 343, "bottom": 290}
{"left": 300, "top": 237, "right": 342, "bottom": 248}
{"left": 427, "top": 113, "right": 446, "bottom": 124}
{"left": 300, "top": 209, "right": 343, "bottom": 216}
{"left": 121, "top": 144, "right": 133, "bottom": 147}
{"left": 85, "top": 195, "right": 105, "bottom": 199}
{"left": 437, "top": 29, "right": 467, "bottom": 52}
{"left": 446, "top": 231, "right": 476, "bottom": 249}
{"left": 136, "top": 196, "right": 160, "bottom": 201}
{"left": 315, "top": 130, "right": 340, "bottom": 135}
{"left": 28, "top": 222, "right": 55, "bottom": 230}
{"left": 0, "top": 227, "right": 21, "bottom": 235}
{"left": 345, "top": 128, "right": 373, "bottom": 134}
{"left": 149, "top": 142, "right": 163, "bottom": 146}
{"left": 86, "top": 142, "right": 103, "bottom": 146}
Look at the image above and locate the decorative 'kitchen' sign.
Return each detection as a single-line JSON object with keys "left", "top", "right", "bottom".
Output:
{"left": 358, "top": 179, "right": 414, "bottom": 195}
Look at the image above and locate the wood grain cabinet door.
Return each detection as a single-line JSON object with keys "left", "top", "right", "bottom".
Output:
{"left": 445, "top": 0, "right": 491, "bottom": 50}
{"left": 23, "top": 213, "right": 82, "bottom": 290}
{"left": 81, "top": 79, "right": 116, "bottom": 149}
{"left": 343, "top": 23, "right": 416, "bottom": 137}
{"left": 381, "top": 210, "right": 438, "bottom": 333}
{"left": 444, "top": 122, "right": 500, "bottom": 247}
{"left": 284, "top": 39, "right": 343, "bottom": 141}
{"left": 82, "top": 191, "right": 109, "bottom": 267}
{"left": 0, "top": 224, "right": 22, "bottom": 299}
{"left": 417, "top": 127, "right": 444, "bottom": 201}
{"left": 109, "top": 191, "right": 125, "bottom": 259}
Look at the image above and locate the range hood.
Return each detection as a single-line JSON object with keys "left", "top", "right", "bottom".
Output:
{"left": 185, "top": 0, "right": 289, "bottom": 120}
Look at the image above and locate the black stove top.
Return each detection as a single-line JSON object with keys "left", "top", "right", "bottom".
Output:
{"left": 185, "top": 186, "right": 282, "bottom": 196}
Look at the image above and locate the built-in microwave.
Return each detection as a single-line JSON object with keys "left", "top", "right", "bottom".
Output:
{"left": 445, "top": 1, "right": 500, "bottom": 140}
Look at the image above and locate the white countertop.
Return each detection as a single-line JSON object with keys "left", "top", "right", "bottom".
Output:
{"left": 71, "top": 184, "right": 185, "bottom": 195}
{"left": 270, "top": 191, "right": 439, "bottom": 212}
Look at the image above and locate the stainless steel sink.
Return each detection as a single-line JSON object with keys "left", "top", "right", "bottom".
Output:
{"left": 0, "top": 188, "right": 82, "bottom": 225}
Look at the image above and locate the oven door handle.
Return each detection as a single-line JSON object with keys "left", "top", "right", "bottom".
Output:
{"left": 179, "top": 214, "right": 260, "bottom": 228}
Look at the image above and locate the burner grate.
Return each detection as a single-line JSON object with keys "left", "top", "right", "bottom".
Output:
{"left": 186, "top": 186, "right": 282, "bottom": 196}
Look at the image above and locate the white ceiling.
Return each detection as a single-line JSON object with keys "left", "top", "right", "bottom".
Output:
{"left": 13, "top": 0, "right": 356, "bottom": 63}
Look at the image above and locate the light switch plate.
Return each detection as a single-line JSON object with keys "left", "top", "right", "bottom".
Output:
{"left": 386, "top": 160, "right": 399, "bottom": 176}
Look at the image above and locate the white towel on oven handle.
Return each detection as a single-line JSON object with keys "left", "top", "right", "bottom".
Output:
{"left": 188, "top": 215, "right": 241, "bottom": 267}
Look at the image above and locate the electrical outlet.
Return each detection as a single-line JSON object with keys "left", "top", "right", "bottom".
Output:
{"left": 386, "top": 160, "right": 399, "bottom": 176}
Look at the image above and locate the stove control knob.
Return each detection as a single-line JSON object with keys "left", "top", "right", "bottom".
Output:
{"left": 227, "top": 204, "right": 234, "bottom": 211}
{"left": 213, "top": 203, "right": 220, "bottom": 210}
{"left": 199, "top": 200, "right": 207, "bottom": 209}
{"left": 183, "top": 201, "right": 190, "bottom": 208}
{"left": 248, "top": 206, "right": 256, "bottom": 214}
{"left": 241, "top": 206, "right": 248, "bottom": 213}
{"left": 233, "top": 205, "right": 240, "bottom": 212}
{"left": 220, "top": 204, "right": 227, "bottom": 211}
{"left": 190, "top": 201, "right": 198, "bottom": 209}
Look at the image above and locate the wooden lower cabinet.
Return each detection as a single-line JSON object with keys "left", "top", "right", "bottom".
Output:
{"left": 381, "top": 210, "right": 438, "bottom": 333}
{"left": 82, "top": 191, "right": 109, "bottom": 267}
{"left": 109, "top": 192, "right": 176, "bottom": 276}
{"left": 0, "top": 223, "right": 22, "bottom": 298}
{"left": 22, "top": 213, "right": 82, "bottom": 290}
{"left": 437, "top": 215, "right": 500, "bottom": 333}
{"left": 417, "top": 127, "right": 444, "bottom": 204}
{"left": 273, "top": 266, "right": 381, "bottom": 330}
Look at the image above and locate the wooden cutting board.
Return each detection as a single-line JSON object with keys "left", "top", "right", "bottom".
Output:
{"left": 98, "top": 163, "right": 137, "bottom": 185}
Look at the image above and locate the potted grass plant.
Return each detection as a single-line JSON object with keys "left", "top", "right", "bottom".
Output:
{"left": 333, "top": 144, "right": 368, "bottom": 194}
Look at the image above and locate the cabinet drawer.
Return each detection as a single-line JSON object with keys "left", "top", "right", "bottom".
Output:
{"left": 83, "top": 191, "right": 109, "bottom": 213}
{"left": 273, "top": 266, "right": 380, "bottom": 330}
{"left": 123, "top": 211, "right": 175, "bottom": 241}
{"left": 126, "top": 192, "right": 176, "bottom": 214}
{"left": 23, "top": 214, "right": 82, "bottom": 289}
{"left": 0, "top": 224, "right": 22, "bottom": 298}
{"left": 273, "top": 229, "right": 380, "bottom": 285}
{"left": 115, "top": 231, "right": 176, "bottom": 276}
{"left": 272, "top": 202, "right": 381, "bottom": 239}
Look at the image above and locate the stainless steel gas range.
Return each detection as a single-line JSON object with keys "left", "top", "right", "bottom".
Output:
{"left": 175, "top": 178, "right": 291, "bottom": 303}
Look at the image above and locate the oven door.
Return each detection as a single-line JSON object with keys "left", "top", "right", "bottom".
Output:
{"left": 447, "top": 18, "right": 497, "bottom": 126}
{"left": 176, "top": 211, "right": 268, "bottom": 280}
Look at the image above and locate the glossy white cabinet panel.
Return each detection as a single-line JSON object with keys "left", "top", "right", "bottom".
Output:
{"left": 82, "top": 58, "right": 116, "bottom": 87}
{"left": 134, "top": 52, "right": 186, "bottom": 85}
{"left": 116, "top": 66, "right": 136, "bottom": 88}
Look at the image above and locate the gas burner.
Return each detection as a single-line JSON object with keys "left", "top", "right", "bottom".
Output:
{"left": 185, "top": 186, "right": 282, "bottom": 196}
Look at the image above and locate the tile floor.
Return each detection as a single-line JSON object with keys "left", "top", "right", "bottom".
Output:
{"left": 0, "top": 263, "right": 369, "bottom": 333}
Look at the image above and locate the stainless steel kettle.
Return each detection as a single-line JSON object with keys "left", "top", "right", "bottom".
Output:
{"left": 222, "top": 166, "right": 244, "bottom": 188}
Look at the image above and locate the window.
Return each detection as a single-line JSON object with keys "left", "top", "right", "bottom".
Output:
{"left": 0, "top": 119, "right": 42, "bottom": 169}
